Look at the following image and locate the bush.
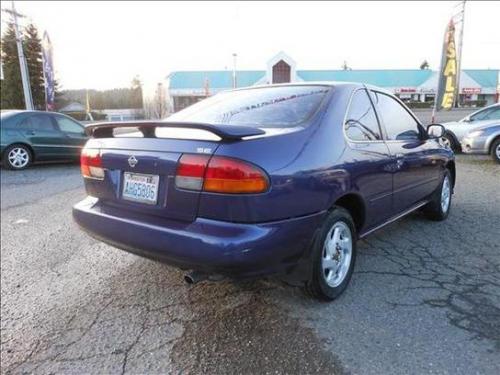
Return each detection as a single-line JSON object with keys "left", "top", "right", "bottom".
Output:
{"left": 63, "top": 111, "right": 107, "bottom": 121}
{"left": 406, "top": 102, "right": 434, "bottom": 109}
{"left": 461, "top": 100, "right": 487, "bottom": 108}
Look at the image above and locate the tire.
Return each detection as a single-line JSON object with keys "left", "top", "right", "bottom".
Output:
{"left": 491, "top": 138, "right": 500, "bottom": 164}
{"left": 305, "top": 207, "right": 357, "bottom": 301}
{"left": 423, "top": 169, "right": 452, "bottom": 221}
{"left": 442, "top": 133, "right": 460, "bottom": 153}
{"left": 2, "top": 144, "right": 32, "bottom": 170}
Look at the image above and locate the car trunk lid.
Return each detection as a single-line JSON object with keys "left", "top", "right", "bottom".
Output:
{"left": 82, "top": 122, "right": 264, "bottom": 222}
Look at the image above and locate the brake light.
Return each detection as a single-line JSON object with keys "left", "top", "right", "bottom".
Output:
{"left": 81, "top": 148, "right": 104, "bottom": 179}
{"left": 175, "top": 154, "right": 269, "bottom": 194}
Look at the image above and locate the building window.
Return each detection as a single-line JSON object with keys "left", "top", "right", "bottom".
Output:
{"left": 272, "top": 60, "right": 291, "bottom": 84}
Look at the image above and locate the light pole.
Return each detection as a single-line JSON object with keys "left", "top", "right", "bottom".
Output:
{"left": 454, "top": 0, "right": 466, "bottom": 108}
{"left": 232, "top": 53, "right": 237, "bottom": 89}
{"left": 2, "top": 1, "right": 34, "bottom": 110}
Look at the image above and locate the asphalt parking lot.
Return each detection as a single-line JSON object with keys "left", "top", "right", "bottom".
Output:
{"left": 1, "top": 155, "right": 499, "bottom": 374}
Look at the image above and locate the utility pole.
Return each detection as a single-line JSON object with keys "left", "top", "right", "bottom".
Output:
{"left": 1, "top": 1, "right": 34, "bottom": 110}
{"left": 232, "top": 53, "right": 237, "bottom": 89}
{"left": 454, "top": 0, "right": 466, "bottom": 108}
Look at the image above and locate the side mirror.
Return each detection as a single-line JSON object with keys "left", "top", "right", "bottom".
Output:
{"left": 427, "top": 124, "right": 445, "bottom": 138}
{"left": 463, "top": 116, "right": 471, "bottom": 123}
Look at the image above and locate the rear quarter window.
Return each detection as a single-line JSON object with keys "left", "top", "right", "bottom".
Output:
{"left": 166, "top": 86, "right": 330, "bottom": 128}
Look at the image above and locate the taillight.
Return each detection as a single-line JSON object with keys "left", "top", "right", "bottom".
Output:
{"left": 175, "top": 154, "right": 210, "bottom": 191}
{"left": 81, "top": 148, "right": 104, "bottom": 179}
{"left": 175, "top": 154, "right": 269, "bottom": 194}
{"left": 204, "top": 156, "right": 269, "bottom": 193}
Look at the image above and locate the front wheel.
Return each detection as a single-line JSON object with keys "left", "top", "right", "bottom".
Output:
{"left": 3, "top": 144, "right": 32, "bottom": 170}
{"left": 423, "top": 169, "right": 452, "bottom": 221}
{"left": 441, "top": 133, "right": 460, "bottom": 152}
{"left": 305, "top": 207, "right": 357, "bottom": 301}
{"left": 491, "top": 138, "right": 500, "bottom": 164}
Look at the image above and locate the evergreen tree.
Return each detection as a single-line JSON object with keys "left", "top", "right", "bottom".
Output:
{"left": 1, "top": 23, "right": 24, "bottom": 109}
{"left": 24, "top": 24, "right": 45, "bottom": 109}
{"left": 1, "top": 22, "right": 59, "bottom": 110}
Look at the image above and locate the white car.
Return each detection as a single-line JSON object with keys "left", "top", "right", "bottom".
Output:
{"left": 442, "top": 103, "right": 500, "bottom": 152}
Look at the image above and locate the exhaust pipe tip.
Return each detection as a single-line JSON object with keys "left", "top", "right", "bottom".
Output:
{"left": 184, "top": 271, "right": 207, "bottom": 285}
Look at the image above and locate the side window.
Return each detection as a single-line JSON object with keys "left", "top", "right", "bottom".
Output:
{"left": 483, "top": 108, "right": 500, "bottom": 120}
{"left": 470, "top": 108, "right": 492, "bottom": 121}
{"left": 374, "top": 92, "right": 421, "bottom": 141}
{"left": 55, "top": 116, "right": 84, "bottom": 133}
{"left": 344, "top": 89, "right": 381, "bottom": 141}
{"left": 23, "top": 115, "right": 57, "bottom": 131}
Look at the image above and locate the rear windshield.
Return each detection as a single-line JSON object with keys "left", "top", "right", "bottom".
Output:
{"left": 166, "top": 85, "right": 330, "bottom": 128}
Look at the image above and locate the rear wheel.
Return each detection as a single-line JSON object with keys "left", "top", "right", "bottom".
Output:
{"left": 491, "top": 138, "right": 500, "bottom": 163}
{"left": 3, "top": 144, "right": 32, "bottom": 170}
{"left": 305, "top": 207, "right": 357, "bottom": 301}
{"left": 423, "top": 169, "right": 452, "bottom": 221}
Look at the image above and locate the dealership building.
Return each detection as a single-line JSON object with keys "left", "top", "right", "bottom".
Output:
{"left": 166, "top": 52, "right": 500, "bottom": 112}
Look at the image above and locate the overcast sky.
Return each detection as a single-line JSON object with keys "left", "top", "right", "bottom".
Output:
{"left": 4, "top": 1, "right": 500, "bottom": 91}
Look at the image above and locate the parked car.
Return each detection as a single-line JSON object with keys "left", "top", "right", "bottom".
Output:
{"left": 441, "top": 103, "right": 500, "bottom": 152}
{"left": 461, "top": 123, "right": 500, "bottom": 163}
{"left": 73, "top": 83, "right": 455, "bottom": 301}
{"left": 0, "top": 110, "right": 87, "bottom": 170}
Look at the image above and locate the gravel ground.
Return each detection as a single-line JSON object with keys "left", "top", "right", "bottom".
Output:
{"left": 1, "top": 155, "right": 499, "bottom": 374}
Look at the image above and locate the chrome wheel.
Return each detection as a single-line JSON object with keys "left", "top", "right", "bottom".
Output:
{"left": 8, "top": 147, "right": 30, "bottom": 169}
{"left": 441, "top": 175, "right": 451, "bottom": 213}
{"left": 322, "top": 221, "right": 352, "bottom": 288}
{"left": 496, "top": 143, "right": 500, "bottom": 160}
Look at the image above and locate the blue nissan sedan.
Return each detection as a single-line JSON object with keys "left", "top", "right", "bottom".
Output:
{"left": 73, "top": 83, "right": 455, "bottom": 301}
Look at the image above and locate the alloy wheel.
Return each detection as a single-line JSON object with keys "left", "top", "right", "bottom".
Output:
{"left": 322, "top": 221, "right": 353, "bottom": 288}
{"left": 8, "top": 147, "right": 30, "bottom": 169}
{"left": 496, "top": 143, "right": 500, "bottom": 160}
{"left": 441, "top": 175, "right": 451, "bottom": 213}
{"left": 441, "top": 137, "right": 451, "bottom": 149}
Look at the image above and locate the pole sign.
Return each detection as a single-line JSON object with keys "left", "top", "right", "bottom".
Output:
{"left": 41, "top": 32, "right": 55, "bottom": 111}
{"left": 436, "top": 20, "right": 458, "bottom": 110}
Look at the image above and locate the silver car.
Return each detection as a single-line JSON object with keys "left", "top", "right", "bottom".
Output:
{"left": 461, "top": 123, "right": 500, "bottom": 163}
{"left": 442, "top": 103, "right": 500, "bottom": 152}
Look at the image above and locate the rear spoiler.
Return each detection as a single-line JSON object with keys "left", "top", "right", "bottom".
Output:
{"left": 85, "top": 121, "right": 265, "bottom": 141}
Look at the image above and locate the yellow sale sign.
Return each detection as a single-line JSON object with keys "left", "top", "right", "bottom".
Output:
{"left": 436, "top": 20, "right": 458, "bottom": 110}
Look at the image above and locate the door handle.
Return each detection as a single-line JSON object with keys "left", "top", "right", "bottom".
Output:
{"left": 394, "top": 153, "right": 404, "bottom": 169}
{"left": 26, "top": 130, "right": 35, "bottom": 135}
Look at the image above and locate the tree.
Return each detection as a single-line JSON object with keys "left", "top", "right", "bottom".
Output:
{"left": 24, "top": 23, "right": 45, "bottom": 109}
{"left": 153, "top": 83, "right": 167, "bottom": 119}
{"left": 341, "top": 60, "right": 352, "bottom": 71}
{"left": 420, "top": 60, "right": 430, "bottom": 70}
{"left": 1, "top": 22, "right": 59, "bottom": 110}
{"left": 130, "top": 75, "right": 143, "bottom": 109}
{"left": 0, "top": 23, "right": 24, "bottom": 109}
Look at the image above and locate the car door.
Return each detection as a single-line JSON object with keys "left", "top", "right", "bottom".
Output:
{"left": 21, "top": 113, "right": 67, "bottom": 160}
{"left": 52, "top": 114, "right": 88, "bottom": 158}
{"left": 371, "top": 91, "right": 441, "bottom": 214}
{"left": 343, "top": 88, "right": 394, "bottom": 230}
{"left": 455, "top": 106, "right": 500, "bottom": 140}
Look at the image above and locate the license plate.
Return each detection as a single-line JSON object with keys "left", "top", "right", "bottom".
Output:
{"left": 122, "top": 172, "right": 159, "bottom": 205}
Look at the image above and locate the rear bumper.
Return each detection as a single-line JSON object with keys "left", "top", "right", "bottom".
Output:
{"left": 73, "top": 197, "right": 325, "bottom": 279}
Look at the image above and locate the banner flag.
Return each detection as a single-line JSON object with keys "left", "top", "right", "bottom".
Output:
{"left": 435, "top": 20, "right": 458, "bottom": 111}
{"left": 41, "top": 32, "right": 55, "bottom": 111}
